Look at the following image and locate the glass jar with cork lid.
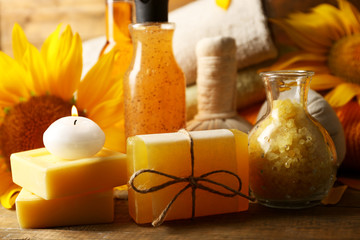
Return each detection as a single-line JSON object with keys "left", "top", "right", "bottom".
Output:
{"left": 248, "top": 70, "right": 338, "bottom": 209}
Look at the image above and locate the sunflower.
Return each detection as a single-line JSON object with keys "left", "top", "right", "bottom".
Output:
{"left": 264, "top": 0, "right": 360, "bottom": 107}
{"left": 0, "top": 24, "right": 125, "bottom": 209}
{"left": 262, "top": 0, "right": 360, "bottom": 171}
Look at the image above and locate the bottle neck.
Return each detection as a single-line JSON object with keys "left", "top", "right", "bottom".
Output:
{"left": 129, "top": 23, "right": 175, "bottom": 53}
{"left": 262, "top": 71, "right": 313, "bottom": 112}
{"left": 105, "top": 0, "right": 133, "bottom": 43}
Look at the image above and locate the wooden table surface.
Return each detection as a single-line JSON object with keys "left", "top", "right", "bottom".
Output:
{"left": 0, "top": 187, "right": 359, "bottom": 240}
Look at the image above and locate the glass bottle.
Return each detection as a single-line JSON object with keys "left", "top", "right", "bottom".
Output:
{"left": 248, "top": 70, "right": 337, "bottom": 209}
{"left": 123, "top": 0, "right": 186, "bottom": 138}
{"left": 100, "top": 0, "right": 133, "bottom": 78}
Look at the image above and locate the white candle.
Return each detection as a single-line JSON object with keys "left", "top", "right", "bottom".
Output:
{"left": 43, "top": 106, "right": 105, "bottom": 159}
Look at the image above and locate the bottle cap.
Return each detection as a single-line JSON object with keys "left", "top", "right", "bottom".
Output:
{"left": 135, "top": 0, "right": 169, "bottom": 23}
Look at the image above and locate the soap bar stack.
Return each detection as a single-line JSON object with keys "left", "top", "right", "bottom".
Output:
{"left": 10, "top": 148, "right": 127, "bottom": 228}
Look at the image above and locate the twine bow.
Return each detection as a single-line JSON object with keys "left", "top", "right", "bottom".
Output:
{"left": 129, "top": 129, "right": 255, "bottom": 227}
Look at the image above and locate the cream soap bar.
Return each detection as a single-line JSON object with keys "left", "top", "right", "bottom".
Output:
{"left": 11, "top": 148, "right": 127, "bottom": 200}
{"left": 16, "top": 188, "right": 114, "bottom": 228}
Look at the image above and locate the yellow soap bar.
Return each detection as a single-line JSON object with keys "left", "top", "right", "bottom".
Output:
{"left": 11, "top": 148, "right": 127, "bottom": 200}
{"left": 16, "top": 188, "right": 114, "bottom": 229}
{"left": 127, "top": 129, "right": 249, "bottom": 224}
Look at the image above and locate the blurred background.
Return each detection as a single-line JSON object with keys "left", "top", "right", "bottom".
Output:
{"left": 0, "top": 0, "right": 192, "bottom": 56}
{"left": 0, "top": 0, "right": 360, "bottom": 56}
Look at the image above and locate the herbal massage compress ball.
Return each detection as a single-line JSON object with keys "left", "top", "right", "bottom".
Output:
{"left": 256, "top": 89, "right": 346, "bottom": 166}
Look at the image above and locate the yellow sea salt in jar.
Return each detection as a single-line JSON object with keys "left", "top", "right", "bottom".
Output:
{"left": 248, "top": 70, "right": 337, "bottom": 209}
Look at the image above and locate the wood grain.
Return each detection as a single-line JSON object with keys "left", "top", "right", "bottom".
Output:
{"left": 0, "top": 0, "right": 195, "bottom": 57}
{"left": 2, "top": 0, "right": 360, "bottom": 57}
{"left": 0, "top": 0, "right": 106, "bottom": 56}
{"left": 0, "top": 188, "right": 359, "bottom": 240}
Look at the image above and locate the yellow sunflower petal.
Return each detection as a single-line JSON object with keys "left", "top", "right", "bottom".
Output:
{"left": 261, "top": 51, "right": 326, "bottom": 71}
{"left": 338, "top": 0, "right": 360, "bottom": 34}
{"left": 289, "top": 7, "right": 341, "bottom": 41}
{"left": 1, "top": 184, "right": 21, "bottom": 209}
{"left": 77, "top": 49, "right": 116, "bottom": 114}
{"left": 77, "top": 50, "right": 125, "bottom": 142}
{"left": 57, "top": 30, "right": 82, "bottom": 100}
{"left": 87, "top": 91, "right": 123, "bottom": 129}
{"left": 22, "top": 44, "right": 49, "bottom": 96}
{"left": 0, "top": 157, "right": 20, "bottom": 210}
{"left": 312, "top": 3, "right": 349, "bottom": 38}
{"left": 271, "top": 19, "right": 328, "bottom": 54}
{"left": 285, "top": 12, "right": 334, "bottom": 47}
{"left": 11, "top": 23, "right": 29, "bottom": 65}
{"left": 41, "top": 25, "right": 82, "bottom": 100}
{"left": 325, "top": 83, "right": 360, "bottom": 107}
{"left": 311, "top": 74, "right": 345, "bottom": 90}
{"left": 41, "top": 24, "right": 62, "bottom": 63}
{"left": 103, "top": 122, "right": 126, "bottom": 153}
{"left": 0, "top": 51, "right": 31, "bottom": 108}
{"left": 289, "top": 64, "right": 330, "bottom": 74}
{"left": 11, "top": 24, "right": 47, "bottom": 95}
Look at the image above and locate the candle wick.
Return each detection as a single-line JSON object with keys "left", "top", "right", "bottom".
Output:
{"left": 74, "top": 120, "right": 77, "bottom": 125}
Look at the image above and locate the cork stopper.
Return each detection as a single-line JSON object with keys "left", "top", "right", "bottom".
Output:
{"left": 135, "top": 0, "right": 169, "bottom": 23}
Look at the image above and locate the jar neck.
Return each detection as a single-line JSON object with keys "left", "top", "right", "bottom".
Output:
{"left": 129, "top": 23, "right": 175, "bottom": 52}
{"left": 261, "top": 71, "right": 314, "bottom": 111}
{"left": 105, "top": 0, "right": 133, "bottom": 43}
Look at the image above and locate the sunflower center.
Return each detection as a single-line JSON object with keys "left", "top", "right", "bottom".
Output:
{"left": 328, "top": 34, "right": 360, "bottom": 84}
{"left": 0, "top": 95, "right": 83, "bottom": 168}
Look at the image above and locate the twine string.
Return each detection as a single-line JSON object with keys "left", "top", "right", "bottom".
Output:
{"left": 129, "top": 130, "right": 255, "bottom": 227}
